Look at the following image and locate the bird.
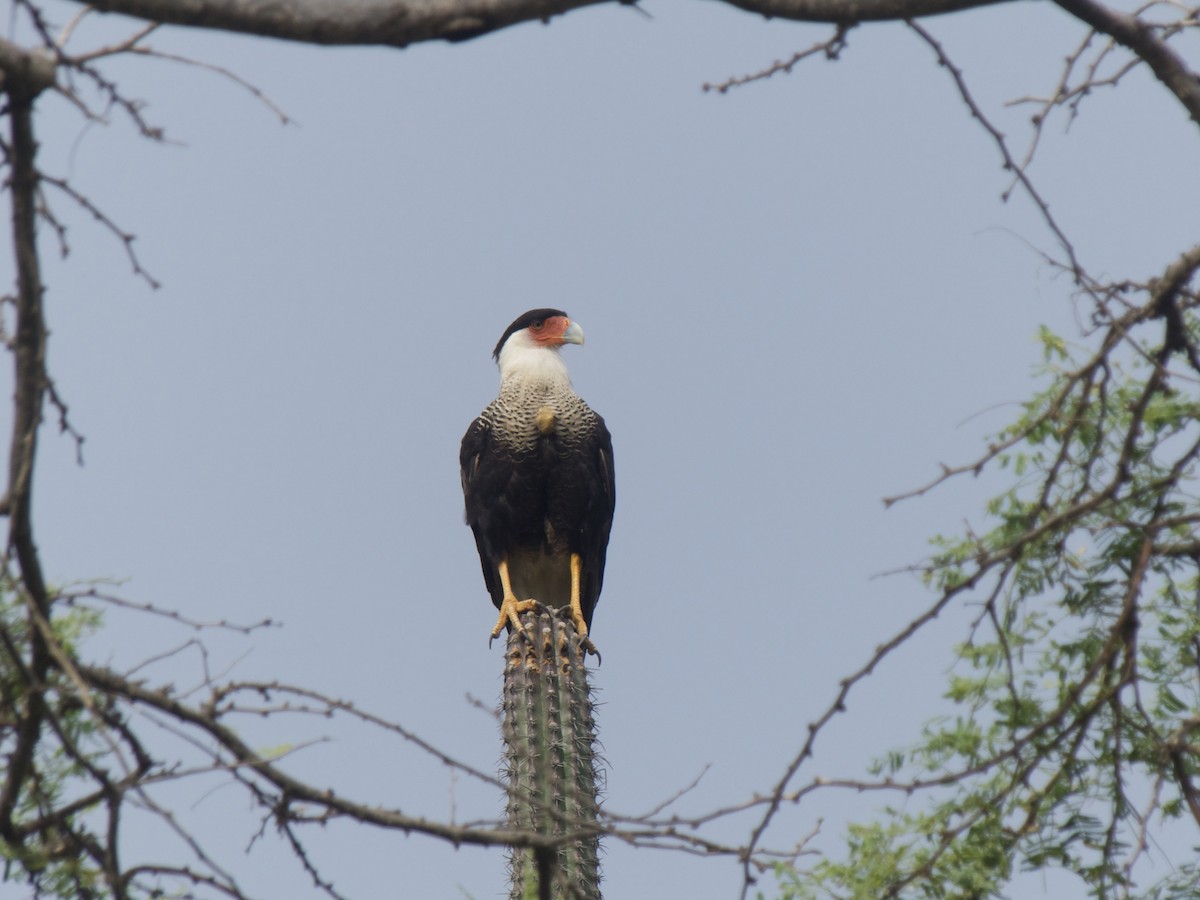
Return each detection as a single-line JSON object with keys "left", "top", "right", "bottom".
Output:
{"left": 460, "top": 309, "right": 615, "bottom": 656}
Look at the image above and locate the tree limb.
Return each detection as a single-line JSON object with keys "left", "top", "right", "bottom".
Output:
{"left": 1052, "top": 0, "right": 1200, "bottom": 127}
{"left": 0, "top": 71, "right": 52, "bottom": 851}
{"left": 84, "top": 0, "right": 603, "bottom": 47}
{"left": 76, "top": 662, "right": 580, "bottom": 853}
{"left": 82, "top": 0, "right": 1013, "bottom": 47}
{"left": 0, "top": 36, "right": 56, "bottom": 97}
{"left": 720, "top": 0, "right": 1011, "bottom": 23}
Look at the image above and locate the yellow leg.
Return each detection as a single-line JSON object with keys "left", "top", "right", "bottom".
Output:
{"left": 490, "top": 559, "right": 539, "bottom": 641}
{"left": 570, "top": 553, "right": 600, "bottom": 660}
{"left": 569, "top": 553, "right": 589, "bottom": 639}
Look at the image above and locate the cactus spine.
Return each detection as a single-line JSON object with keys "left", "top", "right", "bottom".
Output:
{"left": 502, "top": 607, "right": 601, "bottom": 900}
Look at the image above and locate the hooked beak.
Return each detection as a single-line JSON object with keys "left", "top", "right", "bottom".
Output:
{"left": 562, "top": 320, "right": 585, "bottom": 346}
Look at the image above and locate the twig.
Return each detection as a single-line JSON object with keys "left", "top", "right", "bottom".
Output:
{"left": 37, "top": 173, "right": 160, "bottom": 288}
{"left": 907, "top": 19, "right": 1084, "bottom": 281}
{"left": 703, "top": 25, "right": 852, "bottom": 93}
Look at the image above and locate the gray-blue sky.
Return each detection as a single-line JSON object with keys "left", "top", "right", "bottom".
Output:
{"left": 10, "top": 0, "right": 1200, "bottom": 896}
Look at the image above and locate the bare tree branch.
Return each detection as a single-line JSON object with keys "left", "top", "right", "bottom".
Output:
{"left": 86, "top": 0, "right": 609, "bottom": 47}
{"left": 3, "top": 0, "right": 1200, "bottom": 896}
{"left": 82, "top": 0, "right": 1013, "bottom": 48}
{"left": 1053, "top": 0, "right": 1200, "bottom": 127}
{"left": 703, "top": 24, "right": 852, "bottom": 93}
{"left": 720, "top": 0, "right": 1012, "bottom": 22}
{"left": 907, "top": 19, "right": 1084, "bottom": 280}
{"left": 0, "top": 36, "right": 56, "bottom": 95}
{"left": 78, "top": 662, "right": 570, "bottom": 851}
{"left": 0, "top": 52, "right": 52, "bottom": 851}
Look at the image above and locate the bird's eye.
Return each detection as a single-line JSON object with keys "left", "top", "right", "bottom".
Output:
{"left": 531, "top": 320, "right": 544, "bottom": 330}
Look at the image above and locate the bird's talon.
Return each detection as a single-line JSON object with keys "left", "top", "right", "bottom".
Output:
{"left": 490, "top": 594, "right": 539, "bottom": 645}
{"left": 580, "top": 636, "right": 601, "bottom": 664}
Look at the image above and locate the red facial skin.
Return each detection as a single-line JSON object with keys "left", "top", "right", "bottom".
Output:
{"left": 527, "top": 315, "right": 572, "bottom": 347}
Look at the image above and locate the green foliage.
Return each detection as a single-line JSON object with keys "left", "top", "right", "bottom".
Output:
{"left": 0, "top": 585, "right": 106, "bottom": 896}
{"left": 774, "top": 322, "right": 1200, "bottom": 898}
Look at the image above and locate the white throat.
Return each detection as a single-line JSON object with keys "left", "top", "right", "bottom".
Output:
{"left": 497, "top": 331, "right": 573, "bottom": 390}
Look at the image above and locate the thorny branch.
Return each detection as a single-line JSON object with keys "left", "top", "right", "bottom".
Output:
{"left": 699, "top": 6, "right": 1200, "bottom": 897}
{"left": 2, "top": 0, "right": 1200, "bottom": 897}
{"left": 0, "top": 31, "right": 53, "bottom": 865}
{"left": 734, "top": 277, "right": 1200, "bottom": 895}
{"left": 38, "top": 173, "right": 160, "bottom": 289}
{"left": 702, "top": 25, "right": 852, "bottom": 93}
{"left": 906, "top": 19, "right": 1085, "bottom": 280}
{"left": 1053, "top": 0, "right": 1200, "bottom": 126}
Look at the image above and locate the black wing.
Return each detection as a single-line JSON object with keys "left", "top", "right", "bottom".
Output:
{"left": 578, "top": 415, "right": 616, "bottom": 629}
{"left": 461, "top": 408, "right": 615, "bottom": 629}
{"left": 460, "top": 417, "right": 504, "bottom": 608}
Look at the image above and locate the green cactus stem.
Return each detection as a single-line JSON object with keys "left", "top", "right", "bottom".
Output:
{"left": 502, "top": 606, "right": 602, "bottom": 900}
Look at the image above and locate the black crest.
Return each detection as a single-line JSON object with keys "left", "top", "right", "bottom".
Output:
{"left": 492, "top": 308, "right": 570, "bottom": 360}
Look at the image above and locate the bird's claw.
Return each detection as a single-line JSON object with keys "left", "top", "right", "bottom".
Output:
{"left": 568, "top": 607, "right": 601, "bottom": 663}
{"left": 490, "top": 596, "right": 540, "bottom": 646}
{"left": 580, "top": 635, "right": 601, "bottom": 664}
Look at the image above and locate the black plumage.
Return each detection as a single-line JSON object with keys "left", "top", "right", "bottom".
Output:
{"left": 460, "top": 310, "right": 615, "bottom": 639}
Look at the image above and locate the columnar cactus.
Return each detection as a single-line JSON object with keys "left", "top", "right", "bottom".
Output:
{"left": 502, "top": 607, "right": 601, "bottom": 900}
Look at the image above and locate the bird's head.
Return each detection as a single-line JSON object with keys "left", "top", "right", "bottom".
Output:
{"left": 494, "top": 309, "right": 585, "bottom": 385}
